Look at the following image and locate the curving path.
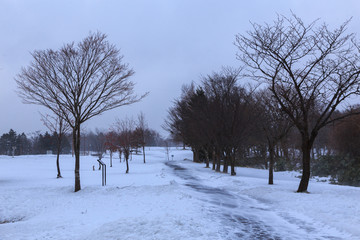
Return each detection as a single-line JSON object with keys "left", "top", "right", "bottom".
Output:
{"left": 166, "top": 161, "right": 345, "bottom": 240}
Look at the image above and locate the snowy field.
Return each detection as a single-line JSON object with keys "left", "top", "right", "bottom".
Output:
{"left": 0, "top": 147, "right": 360, "bottom": 240}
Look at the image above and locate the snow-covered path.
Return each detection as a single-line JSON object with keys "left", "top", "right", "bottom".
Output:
{"left": 165, "top": 161, "right": 349, "bottom": 240}
{"left": 166, "top": 161, "right": 282, "bottom": 239}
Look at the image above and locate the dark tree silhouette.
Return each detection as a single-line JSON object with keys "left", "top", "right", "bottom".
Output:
{"left": 202, "top": 68, "right": 257, "bottom": 175}
{"left": 164, "top": 83, "right": 209, "bottom": 164}
{"left": 16, "top": 32, "right": 146, "bottom": 192}
{"left": 164, "top": 68, "right": 258, "bottom": 175}
{"left": 331, "top": 111, "right": 360, "bottom": 157}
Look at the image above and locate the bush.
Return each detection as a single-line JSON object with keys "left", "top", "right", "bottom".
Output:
{"left": 311, "top": 155, "right": 341, "bottom": 177}
{"left": 336, "top": 162, "right": 360, "bottom": 187}
{"left": 312, "top": 155, "right": 360, "bottom": 186}
{"left": 274, "top": 157, "right": 286, "bottom": 171}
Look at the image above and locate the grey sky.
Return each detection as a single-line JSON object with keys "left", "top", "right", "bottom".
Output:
{"left": 0, "top": 0, "right": 359, "bottom": 137}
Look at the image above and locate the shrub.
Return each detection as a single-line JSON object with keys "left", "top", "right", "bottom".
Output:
{"left": 312, "top": 155, "right": 360, "bottom": 186}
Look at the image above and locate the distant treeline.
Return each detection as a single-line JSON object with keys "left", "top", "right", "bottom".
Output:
{"left": 0, "top": 129, "right": 71, "bottom": 155}
{"left": 0, "top": 128, "right": 169, "bottom": 156}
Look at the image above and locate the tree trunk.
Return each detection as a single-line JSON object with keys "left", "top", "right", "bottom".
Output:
{"left": 56, "top": 138, "right": 62, "bottom": 178}
{"left": 204, "top": 150, "right": 210, "bottom": 168}
{"left": 193, "top": 148, "right": 199, "bottom": 162}
{"left": 125, "top": 158, "right": 129, "bottom": 173}
{"left": 143, "top": 145, "right": 146, "bottom": 163}
{"left": 230, "top": 164, "right": 236, "bottom": 175}
{"left": 297, "top": 138, "right": 312, "bottom": 193}
{"left": 124, "top": 150, "right": 130, "bottom": 173}
{"left": 230, "top": 154, "right": 236, "bottom": 176}
{"left": 110, "top": 151, "right": 113, "bottom": 167}
{"left": 223, "top": 154, "right": 229, "bottom": 173}
{"left": 71, "top": 138, "right": 74, "bottom": 157}
{"left": 282, "top": 142, "right": 290, "bottom": 169}
{"left": 73, "top": 125, "right": 81, "bottom": 192}
{"left": 268, "top": 143, "right": 274, "bottom": 185}
{"left": 212, "top": 149, "right": 216, "bottom": 170}
{"left": 215, "top": 152, "right": 221, "bottom": 172}
{"left": 264, "top": 144, "right": 268, "bottom": 169}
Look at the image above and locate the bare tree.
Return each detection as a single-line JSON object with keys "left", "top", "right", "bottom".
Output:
{"left": 40, "top": 113, "right": 71, "bottom": 178}
{"left": 137, "top": 112, "right": 147, "bottom": 164}
{"left": 256, "top": 90, "right": 292, "bottom": 184}
{"left": 236, "top": 13, "right": 360, "bottom": 192}
{"left": 113, "top": 118, "right": 136, "bottom": 174}
{"left": 16, "top": 32, "right": 147, "bottom": 192}
{"left": 202, "top": 68, "right": 258, "bottom": 175}
{"left": 104, "top": 131, "right": 118, "bottom": 167}
{"left": 164, "top": 68, "right": 258, "bottom": 175}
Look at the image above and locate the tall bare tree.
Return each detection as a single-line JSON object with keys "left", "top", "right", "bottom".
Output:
{"left": 236, "top": 13, "right": 360, "bottom": 192}
{"left": 40, "top": 113, "right": 71, "bottom": 178}
{"left": 16, "top": 32, "right": 146, "bottom": 192}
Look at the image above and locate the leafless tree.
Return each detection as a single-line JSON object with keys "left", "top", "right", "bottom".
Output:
{"left": 16, "top": 32, "right": 147, "bottom": 192}
{"left": 137, "top": 112, "right": 147, "bottom": 163}
{"left": 40, "top": 112, "right": 71, "bottom": 178}
{"left": 256, "top": 90, "right": 292, "bottom": 184}
{"left": 104, "top": 131, "right": 118, "bottom": 167}
{"left": 113, "top": 117, "right": 136, "bottom": 174}
{"left": 235, "top": 13, "right": 360, "bottom": 192}
{"left": 164, "top": 68, "right": 258, "bottom": 175}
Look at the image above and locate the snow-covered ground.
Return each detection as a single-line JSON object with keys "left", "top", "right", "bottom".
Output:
{"left": 0, "top": 147, "right": 359, "bottom": 239}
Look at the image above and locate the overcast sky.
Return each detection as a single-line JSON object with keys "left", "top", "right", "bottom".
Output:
{"left": 0, "top": 0, "right": 360, "bottom": 137}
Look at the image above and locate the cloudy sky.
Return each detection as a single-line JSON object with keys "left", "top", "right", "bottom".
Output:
{"left": 0, "top": 0, "right": 359, "bottom": 137}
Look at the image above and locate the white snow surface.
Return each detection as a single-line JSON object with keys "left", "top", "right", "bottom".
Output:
{"left": 0, "top": 147, "right": 359, "bottom": 239}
